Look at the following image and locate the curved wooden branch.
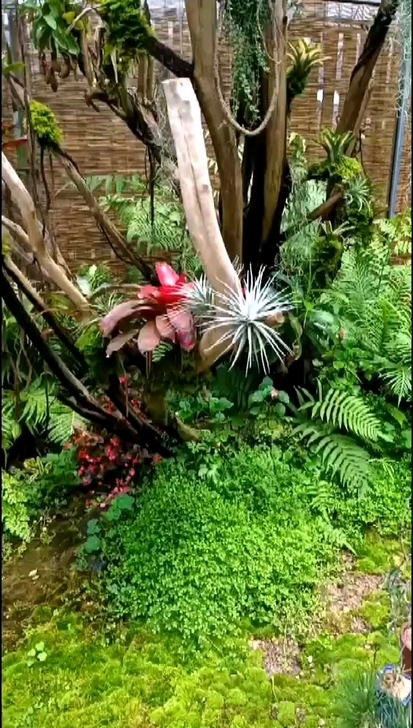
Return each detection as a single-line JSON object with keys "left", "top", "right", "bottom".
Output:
{"left": 163, "top": 77, "right": 241, "bottom": 368}
{"left": 2, "top": 152, "right": 90, "bottom": 316}
{"left": 163, "top": 78, "right": 240, "bottom": 296}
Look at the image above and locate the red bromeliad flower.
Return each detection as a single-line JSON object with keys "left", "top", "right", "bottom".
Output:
{"left": 100, "top": 262, "right": 196, "bottom": 356}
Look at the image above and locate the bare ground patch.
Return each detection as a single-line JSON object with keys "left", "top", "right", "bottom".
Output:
{"left": 250, "top": 552, "right": 386, "bottom": 677}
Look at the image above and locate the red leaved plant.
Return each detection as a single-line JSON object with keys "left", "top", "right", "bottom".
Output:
{"left": 69, "top": 379, "right": 163, "bottom": 509}
{"left": 100, "top": 262, "right": 196, "bottom": 357}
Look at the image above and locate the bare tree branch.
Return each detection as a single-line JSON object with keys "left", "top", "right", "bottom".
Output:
{"left": 2, "top": 152, "right": 90, "bottom": 315}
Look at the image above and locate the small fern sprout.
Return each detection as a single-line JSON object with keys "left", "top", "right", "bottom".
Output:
{"left": 186, "top": 268, "right": 293, "bottom": 373}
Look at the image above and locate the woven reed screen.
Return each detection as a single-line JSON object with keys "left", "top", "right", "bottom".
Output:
{"left": 3, "top": 1, "right": 411, "bottom": 270}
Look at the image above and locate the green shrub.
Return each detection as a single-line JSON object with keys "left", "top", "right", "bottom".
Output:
{"left": 95, "top": 444, "right": 410, "bottom": 646}
{"left": 335, "top": 458, "right": 411, "bottom": 539}
{"left": 2, "top": 448, "right": 80, "bottom": 546}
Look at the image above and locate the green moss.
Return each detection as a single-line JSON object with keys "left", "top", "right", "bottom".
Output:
{"left": 2, "top": 615, "right": 278, "bottom": 728}
{"left": 98, "top": 0, "right": 154, "bottom": 65}
{"left": 356, "top": 532, "right": 403, "bottom": 574}
{"left": 277, "top": 700, "right": 296, "bottom": 722}
{"left": 308, "top": 154, "right": 363, "bottom": 184}
{"left": 358, "top": 593, "right": 392, "bottom": 631}
{"left": 3, "top": 580, "right": 404, "bottom": 728}
{"left": 29, "top": 101, "right": 63, "bottom": 147}
{"left": 334, "top": 155, "right": 363, "bottom": 181}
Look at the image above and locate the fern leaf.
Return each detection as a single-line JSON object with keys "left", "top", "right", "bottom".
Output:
{"left": 152, "top": 342, "right": 173, "bottom": 363}
{"left": 310, "top": 388, "right": 383, "bottom": 442}
{"left": 295, "top": 422, "right": 372, "bottom": 492}
{"left": 381, "top": 366, "right": 412, "bottom": 403}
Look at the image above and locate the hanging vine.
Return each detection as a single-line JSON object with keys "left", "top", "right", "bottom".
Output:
{"left": 220, "top": 0, "right": 272, "bottom": 125}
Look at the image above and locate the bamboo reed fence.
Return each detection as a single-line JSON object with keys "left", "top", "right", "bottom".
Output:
{"left": 2, "top": 0, "right": 411, "bottom": 270}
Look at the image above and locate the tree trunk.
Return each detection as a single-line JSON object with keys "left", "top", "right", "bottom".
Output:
{"left": 185, "top": 0, "right": 244, "bottom": 262}
{"left": 261, "top": 2, "right": 288, "bottom": 246}
{"left": 337, "top": 0, "right": 399, "bottom": 134}
{"left": 243, "top": 0, "right": 289, "bottom": 270}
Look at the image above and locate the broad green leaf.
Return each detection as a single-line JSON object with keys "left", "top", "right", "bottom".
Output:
{"left": 43, "top": 13, "right": 57, "bottom": 29}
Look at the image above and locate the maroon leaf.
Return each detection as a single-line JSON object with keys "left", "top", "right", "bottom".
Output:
{"left": 100, "top": 300, "right": 148, "bottom": 336}
{"left": 138, "top": 320, "right": 162, "bottom": 353}
{"left": 166, "top": 308, "right": 195, "bottom": 351}
{"left": 155, "top": 314, "right": 176, "bottom": 342}
{"left": 106, "top": 328, "right": 140, "bottom": 357}
{"left": 156, "top": 262, "right": 180, "bottom": 287}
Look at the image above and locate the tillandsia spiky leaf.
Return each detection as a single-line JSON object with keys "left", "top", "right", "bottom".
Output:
{"left": 185, "top": 268, "right": 293, "bottom": 373}
{"left": 185, "top": 276, "right": 215, "bottom": 324}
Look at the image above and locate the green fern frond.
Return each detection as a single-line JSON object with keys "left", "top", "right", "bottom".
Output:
{"left": 381, "top": 365, "right": 412, "bottom": 404}
{"left": 3, "top": 380, "right": 82, "bottom": 449}
{"left": 292, "top": 383, "right": 382, "bottom": 492}
{"left": 294, "top": 421, "right": 372, "bottom": 493}
{"left": 311, "top": 387, "right": 383, "bottom": 442}
{"left": 152, "top": 342, "right": 173, "bottom": 363}
{"left": 47, "top": 401, "right": 79, "bottom": 445}
{"left": 2, "top": 397, "right": 21, "bottom": 451}
{"left": 321, "top": 242, "right": 411, "bottom": 405}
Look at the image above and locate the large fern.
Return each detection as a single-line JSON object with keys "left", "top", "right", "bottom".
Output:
{"left": 98, "top": 185, "right": 201, "bottom": 275}
{"left": 3, "top": 379, "right": 83, "bottom": 452}
{"left": 307, "top": 383, "right": 384, "bottom": 441}
{"left": 321, "top": 238, "right": 411, "bottom": 403}
{"left": 292, "top": 384, "right": 387, "bottom": 493}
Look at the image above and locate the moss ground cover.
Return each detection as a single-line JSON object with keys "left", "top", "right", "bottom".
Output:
{"left": 3, "top": 534, "right": 402, "bottom": 728}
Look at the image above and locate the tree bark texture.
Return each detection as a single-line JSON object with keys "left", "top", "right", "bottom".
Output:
{"left": 184, "top": 0, "right": 244, "bottom": 262}
{"left": 163, "top": 77, "right": 242, "bottom": 369}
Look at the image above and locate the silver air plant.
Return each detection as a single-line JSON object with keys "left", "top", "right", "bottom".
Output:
{"left": 185, "top": 267, "right": 293, "bottom": 373}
